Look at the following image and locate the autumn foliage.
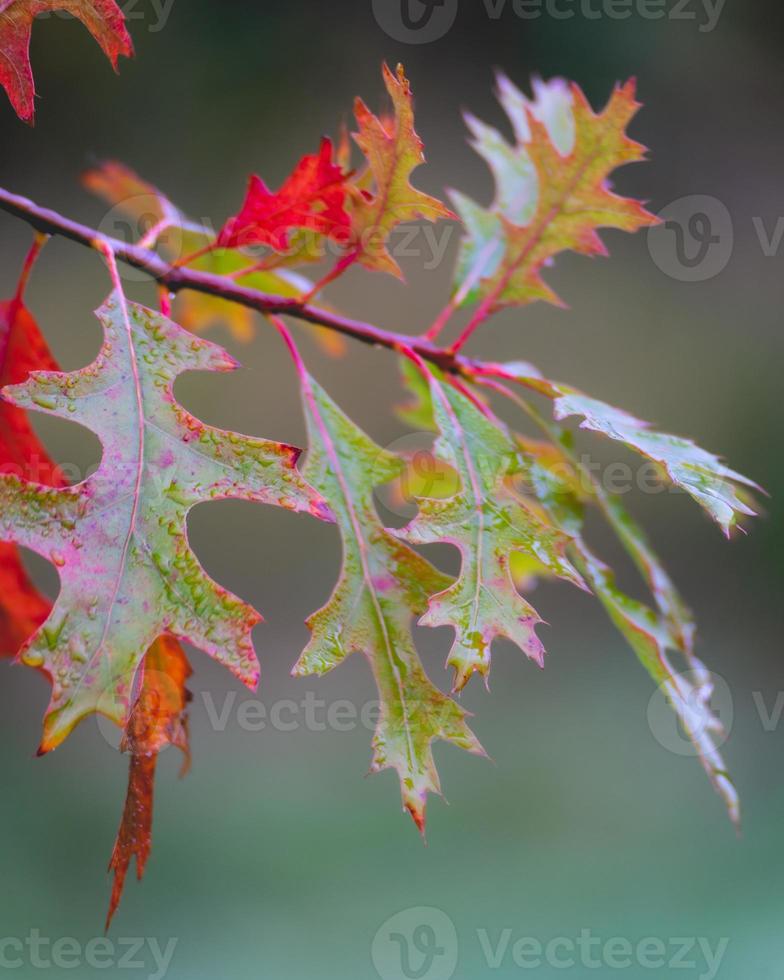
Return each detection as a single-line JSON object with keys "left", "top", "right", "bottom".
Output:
{"left": 0, "top": 9, "right": 760, "bottom": 929}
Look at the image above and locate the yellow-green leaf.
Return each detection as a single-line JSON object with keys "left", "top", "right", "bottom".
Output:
{"left": 295, "top": 372, "right": 484, "bottom": 831}
{"left": 402, "top": 373, "right": 585, "bottom": 691}
{"left": 349, "top": 63, "right": 456, "bottom": 279}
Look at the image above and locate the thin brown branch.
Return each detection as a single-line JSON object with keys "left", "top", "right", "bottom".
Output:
{"left": 0, "top": 187, "right": 483, "bottom": 377}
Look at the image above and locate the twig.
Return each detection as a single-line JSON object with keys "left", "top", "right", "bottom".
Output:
{"left": 0, "top": 186, "right": 484, "bottom": 377}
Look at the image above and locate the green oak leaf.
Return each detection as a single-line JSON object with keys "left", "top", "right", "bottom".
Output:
{"left": 517, "top": 427, "right": 697, "bottom": 656}
{"left": 552, "top": 391, "right": 758, "bottom": 536}
{"left": 294, "top": 373, "right": 484, "bottom": 831}
{"left": 496, "top": 363, "right": 759, "bottom": 537}
{"left": 0, "top": 292, "right": 330, "bottom": 752}
{"left": 450, "top": 77, "right": 656, "bottom": 312}
{"left": 504, "top": 404, "right": 739, "bottom": 825}
{"left": 401, "top": 373, "right": 585, "bottom": 692}
{"left": 449, "top": 77, "right": 574, "bottom": 306}
{"left": 600, "top": 493, "right": 696, "bottom": 657}
{"left": 574, "top": 542, "right": 739, "bottom": 827}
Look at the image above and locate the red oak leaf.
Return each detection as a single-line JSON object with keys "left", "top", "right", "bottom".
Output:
{"left": 0, "top": 297, "right": 65, "bottom": 656}
{"left": 0, "top": 298, "right": 64, "bottom": 484}
{"left": 0, "top": 541, "right": 51, "bottom": 655}
{"left": 217, "top": 137, "right": 351, "bottom": 252}
{"left": 0, "top": 0, "right": 133, "bottom": 123}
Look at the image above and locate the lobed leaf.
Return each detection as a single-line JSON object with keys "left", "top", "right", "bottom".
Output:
{"left": 0, "top": 293, "right": 196, "bottom": 915}
{"left": 553, "top": 391, "right": 758, "bottom": 536}
{"left": 574, "top": 542, "right": 739, "bottom": 826}
{"left": 402, "top": 371, "right": 585, "bottom": 692}
{"left": 348, "top": 63, "right": 456, "bottom": 279}
{"left": 217, "top": 137, "right": 351, "bottom": 253}
{"left": 82, "top": 161, "right": 347, "bottom": 355}
{"left": 82, "top": 160, "right": 183, "bottom": 231}
{"left": 496, "top": 362, "right": 758, "bottom": 536}
{"left": 0, "top": 291, "right": 330, "bottom": 751}
{"left": 451, "top": 76, "right": 656, "bottom": 311}
{"left": 295, "top": 372, "right": 484, "bottom": 831}
{"left": 450, "top": 76, "right": 573, "bottom": 306}
{"left": 491, "top": 385, "right": 740, "bottom": 824}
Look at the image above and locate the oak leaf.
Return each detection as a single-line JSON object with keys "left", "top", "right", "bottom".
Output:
{"left": 347, "top": 63, "right": 456, "bottom": 279}
{"left": 401, "top": 373, "right": 585, "bottom": 691}
{"left": 0, "top": 0, "right": 132, "bottom": 122}
{"left": 0, "top": 294, "right": 197, "bottom": 895}
{"left": 0, "top": 297, "right": 65, "bottom": 655}
{"left": 498, "top": 362, "right": 758, "bottom": 536}
{"left": 217, "top": 137, "right": 351, "bottom": 253}
{"left": 294, "top": 371, "right": 484, "bottom": 831}
{"left": 0, "top": 291, "right": 330, "bottom": 751}
{"left": 82, "top": 161, "right": 348, "bottom": 354}
{"left": 575, "top": 541, "right": 739, "bottom": 826}
{"left": 452, "top": 77, "right": 656, "bottom": 311}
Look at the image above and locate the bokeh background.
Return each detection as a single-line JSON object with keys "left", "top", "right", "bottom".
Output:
{"left": 1, "top": 0, "right": 783, "bottom": 977}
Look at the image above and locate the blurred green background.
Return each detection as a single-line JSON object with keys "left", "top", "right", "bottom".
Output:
{"left": 1, "top": 0, "right": 782, "bottom": 977}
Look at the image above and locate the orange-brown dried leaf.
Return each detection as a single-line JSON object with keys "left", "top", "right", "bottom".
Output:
{"left": 106, "top": 636, "right": 192, "bottom": 930}
{"left": 348, "top": 64, "right": 456, "bottom": 278}
{"left": 82, "top": 160, "right": 180, "bottom": 229}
